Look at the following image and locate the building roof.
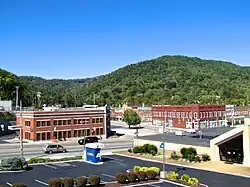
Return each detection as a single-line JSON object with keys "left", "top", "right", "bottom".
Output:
{"left": 139, "top": 127, "right": 233, "bottom": 147}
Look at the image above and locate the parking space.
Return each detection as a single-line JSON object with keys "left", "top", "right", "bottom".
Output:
{"left": 0, "top": 155, "right": 250, "bottom": 186}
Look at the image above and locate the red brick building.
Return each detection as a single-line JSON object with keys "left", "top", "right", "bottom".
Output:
{"left": 16, "top": 106, "right": 111, "bottom": 141}
{"left": 152, "top": 104, "right": 226, "bottom": 129}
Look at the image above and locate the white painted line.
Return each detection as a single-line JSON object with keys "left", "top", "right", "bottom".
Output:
{"left": 101, "top": 173, "right": 116, "bottom": 178}
{"left": 72, "top": 164, "right": 77, "bottom": 167}
{"left": 149, "top": 184, "right": 160, "bottom": 187}
{"left": 35, "top": 179, "right": 48, "bottom": 186}
{"left": 6, "top": 182, "right": 12, "bottom": 186}
{"left": 105, "top": 156, "right": 124, "bottom": 162}
{"left": 115, "top": 153, "right": 250, "bottom": 179}
{"left": 42, "top": 164, "right": 57, "bottom": 169}
{"left": 124, "top": 181, "right": 163, "bottom": 187}
{"left": 160, "top": 179, "right": 188, "bottom": 187}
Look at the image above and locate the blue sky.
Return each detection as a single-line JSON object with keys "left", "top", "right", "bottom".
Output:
{"left": 1, "top": 0, "right": 250, "bottom": 79}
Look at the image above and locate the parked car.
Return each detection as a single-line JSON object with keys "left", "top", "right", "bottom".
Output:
{"left": 78, "top": 136, "right": 99, "bottom": 145}
{"left": 175, "top": 130, "right": 185, "bottom": 136}
{"left": 44, "top": 144, "right": 67, "bottom": 154}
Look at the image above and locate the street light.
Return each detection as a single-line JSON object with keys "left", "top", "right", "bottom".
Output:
{"left": 15, "top": 86, "right": 19, "bottom": 111}
{"left": 19, "top": 100, "right": 24, "bottom": 157}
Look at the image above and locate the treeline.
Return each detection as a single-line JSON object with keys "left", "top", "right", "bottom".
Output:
{"left": 1, "top": 55, "right": 250, "bottom": 107}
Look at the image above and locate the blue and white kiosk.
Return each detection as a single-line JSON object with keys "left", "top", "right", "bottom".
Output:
{"left": 83, "top": 143, "right": 105, "bottom": 165}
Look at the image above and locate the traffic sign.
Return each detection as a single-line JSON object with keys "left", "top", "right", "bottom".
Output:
{"left": 160, "top": 143, "right": 164, "bottom": 148}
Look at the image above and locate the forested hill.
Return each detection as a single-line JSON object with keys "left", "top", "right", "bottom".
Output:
{"left": 1, "top": 55, "right": 250, "bottom": 107}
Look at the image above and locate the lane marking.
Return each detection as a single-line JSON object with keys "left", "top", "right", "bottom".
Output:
{"left": 72, "top": 164, "right": 77, "bottom": 167}
{"left": 101, "top": 173, "right": 115, "bottom": 178}
{"left": 148, "top": 184, "right": 160, "bottom": 187}
{"left": 124, "top": 181, "right": 163, "bottom": 187}
{"left": 42, "top": 164, "right": 57, "bottom": 169}
{"left": 6, "top": 182, "right": 12, "bottom": 186}
{"left": 104, "top": 156, "right": 124, "bottom": 162}
{"left": 35, "top": 179, "right": 48, "bottom": 186}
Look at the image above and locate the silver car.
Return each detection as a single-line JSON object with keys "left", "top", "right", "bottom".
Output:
{"left": 44, "top": 144, "right": 67, "bottom": 154}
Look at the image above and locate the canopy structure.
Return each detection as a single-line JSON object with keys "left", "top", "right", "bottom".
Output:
{"left": 85, "top": 143, "right": 105, "bottom": 149}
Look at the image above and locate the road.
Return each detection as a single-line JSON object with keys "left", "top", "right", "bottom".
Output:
{"left": 0, "top": 138, "right": 133, "bottom": 159}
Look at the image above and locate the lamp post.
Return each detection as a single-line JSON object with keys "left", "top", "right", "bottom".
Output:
{"left": 19, "top": 100, "right": 23, "bottom": 157}
{"left": 15, "top": 86, "right": 19, "bottom": 111}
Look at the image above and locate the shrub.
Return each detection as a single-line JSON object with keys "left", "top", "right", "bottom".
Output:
{"left": 133, "top": 166, "right": 141, "bottom": 172}
{"left": 116, "top": 173, "right": 128, "bottom": 184}
{"left": 0, "top": 157, "right": 25, "bottom": 171}
{"left": 128, "top": 148, "right": 132, "bottom": 153}
{"left": 194, "top": 155, "right": 202, "bottom": 163}
{"left": 202, "top": 154, "right": 211, "bottom": 162}
{"left": 171, "top": 151, "right": 179, "bottom": 160}
{"left": 133, "top": 146, "right": 143, "bottom": 154}
{"left": 186, "top": 147, "right": 197, "bottom": 162}
{"left": 180, "top": 147, "right": 188, "bottom": 159}
{"left": 28, "top": 157, "right": 47, "bottom": 164}
{"left": 150, "top": 150, "right": 157, "bottom": 156}
{"left": 75, "top": 176, "right": 87, "bottom": 187}
{"left": 188, "top": 178, "right": 199, "bottom": 186}
{"left": 148, "top": 167, "right": 160, "bottom": 175}
{"left": 61, "top": 177, "right": 74, "bottom": 187}
{"left": 48, "top": 178, "right": 62, "bottom": 187}
{"left": 20, "top": 157, "right": 28, "bottom": 170}
{"left": 145, "top": 170, "right": 157, "bottom": 180}
{"left": 148, "top": 144, "right": 158, "bottom": 154}
{"left": 180, "top": 174, "right": 190, "bottom": 183}
{"left": 142, "top": 143, "right": 150, "bottom": 153}
{"left": 166, "top": 171, "right": 179, "bottom": 181}
{"left": 88, "top": 176, "right": 100, "bottom": 187}
{"left": 136, "top": 171, "right": 146, "bottom": 181}
{"left": 127, "top": 172, "right": 138, "bottom": 182}
{"left": 139, "top": 167, "right": 148, "bottom": 172}
{"left": 12, "top": 184, "right": 27, "bottom": 187}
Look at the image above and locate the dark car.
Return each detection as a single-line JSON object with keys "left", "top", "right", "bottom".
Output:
{"left": 43, "top": 144, "right": 67, "bottom": 154}
{"left": 78, "top": 136, "right": 99, "bottom": 145}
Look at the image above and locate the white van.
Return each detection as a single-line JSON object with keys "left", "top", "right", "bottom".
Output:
{"left": 175, "top": 131, "right": 185, "bottom": 136}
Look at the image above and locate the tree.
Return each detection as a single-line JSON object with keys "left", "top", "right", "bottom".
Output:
{"left": 123, "top": 109, "right": 141, "bottom": 128}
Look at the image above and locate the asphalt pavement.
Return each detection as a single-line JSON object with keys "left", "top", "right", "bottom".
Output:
{"left": 0, "top": 155, "right": 249, "bottom": 187}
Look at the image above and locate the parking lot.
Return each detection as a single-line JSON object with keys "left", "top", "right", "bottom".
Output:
{"left": 0, "top": 155, "right": 250, "bottom": 187}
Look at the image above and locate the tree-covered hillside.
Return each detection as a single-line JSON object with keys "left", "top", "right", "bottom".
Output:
{"left": 2, "top": 55, "right": 250, "bottom": 107}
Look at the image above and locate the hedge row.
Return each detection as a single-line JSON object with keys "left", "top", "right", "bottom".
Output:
{"left": 48, "top": 176, "right": 100, "bottom": 187}
{"left": 128, "top": 144, "right": 158, "bottom": 156}
{"left": 166, "top": 171, "right": 199, "bottom": 186}
{"left": 133, "top": 166, "right": 160, "bottom": 175}
{"left": 28, "top": 156, "right": 82, "bottom": 164}
{"left": 0, "top": 157, "right": 28, "bottom": 171}
{"left": 116, "top": 170, "right": 158, "bottom": 184}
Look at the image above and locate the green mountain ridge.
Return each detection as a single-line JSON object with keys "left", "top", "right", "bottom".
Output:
{"left": 1, "top": 55, "right": 250, "bottom": 106}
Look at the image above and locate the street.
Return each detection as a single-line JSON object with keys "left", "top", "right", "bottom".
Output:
{"left": 0, "top": 155, "right": 250, "bottom": 187}
{"left": 0, "top": 138, "right": 133, "bottom": 159}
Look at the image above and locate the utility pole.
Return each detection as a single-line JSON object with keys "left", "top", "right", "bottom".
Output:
{"left": 15, "top": 86, "right": 19, "bottom": 111}
{"left": 162, "top": 111, "right": 166, "bottom": 173}
{"left": 93, "top": 93, "right": 96, "bottom": 105}
{"left": 20, "top": 100, "right": 24, "bottom": 157}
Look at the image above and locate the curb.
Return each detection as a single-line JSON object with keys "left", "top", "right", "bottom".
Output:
{"left": 114, "top": 153, "right": 250, "bottom": 179}
{"left": 124, "top": 180, "right": 163, "bottom": 187}
{"left": 29, "top": 159, "right": 83, "bottom": 166}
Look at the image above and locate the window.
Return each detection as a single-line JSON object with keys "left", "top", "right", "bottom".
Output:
{"left": 63, "top": 120, "right": 66, "bottom": 125}
{"left": 96, "top": 128, "right": 100, "bottom": 135}
{"left": 214, "top": 112, "right": 217, "bottom": 117}
{"left": 74, "top": 130, "right": 77, "bottom": 137}
{"left": 186, "top": 112, "right": 189, "bottom": 118}
{"left": 200, "top": 112, "right": 202, "bottom": 118}
{"left": 58, "top": 120, "right": 62, "bottom": 125}
{"left": 181, "top": 112, "right": 184, "bottom": 118}
{"left": 68, "top": 131, "right": 71, "bottom": 138}
{"left": 42, "top": 133, "right": 46, "bottom": 140}
{"left": 47, "top": 132, "right": 51, "bottom": 140}
{"left": 100, "top": 128, "right": 104, "bottom": 135}
{"left": 54, "top": 120, "right": 57, "bottom": 126}
{"left": 177, "top": 112, "right": 180, "bottom": 118}
{"left": 68, "top": 120, "right": 71, "bottom": 125}
{"left": 42, "top": 121, "right": 45, "bottom": 126}
{"left": 36, "top": 133, "right": 41, "bottom": 141}
{"left": 47, "top": 121, "right": 50, "bottom": 126}
{"left": 206, "top": 112, "right": 209, "bottom": 118}
{"left": 194, "top": 112, "right": 198, "bottom": 119}
{"left": 189, "top": 112, "right": 192, "bottom": 118}
{"left": 100, "top": 118, "right": 103, "bottom": 123}
{"left": 96, "top": 118, "right": 100, "bottom": 123}
{"left": 36, "top": 121, "right": 41, "bottom": 127}
{"left": 209, "top": 112, "right": 213, "bottom": 117}
{"left": 218, "top": 111, "right": 222, "bottom": 117}
{"left": 74, "top": 119, "right": 77, "bottom": 124}
{"left": 25, "top": 121, "right": 30, "bottom": 127}
{"left": 87, "top": 129, "right": 90, "bottom": 136}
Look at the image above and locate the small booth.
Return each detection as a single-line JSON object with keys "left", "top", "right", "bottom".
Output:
{"left": 83, "top": 143, "right": 105, "bottom": 164}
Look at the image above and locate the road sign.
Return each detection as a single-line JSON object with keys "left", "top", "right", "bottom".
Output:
{"left": 160, "top": 142, "right": 164, "bottom": 148}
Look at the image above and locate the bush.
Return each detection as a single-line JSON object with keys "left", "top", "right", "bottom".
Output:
{"left": 194, "top": 155, "right": 202, "bottom": 163}
{"left": 188, "top": 178, "right": 199, "bottom": 186}
{"left": 61, "top": 177, "right": 74, "bottom": 187}
{"left": 186, "top": 147, "right": 197, "bottom": 162}
{"left": 127, "top": 172, "right": 137, "bottom": 182}
{"left": 75, "top": 176, "right": 87, "bottom": 187}
{"left": 0, "top": 157, "right": 25, "bottom": 171}
{"left": 28, "top": 157, "right": 47, "bottom": 164}
{"left": 180, "top": 147, "right": 188, "bottom": 159}
{"left": 12, "top": 184, "right": 27, "bottom": 187}
{"left": 181, "top": 174, "right": 190, "bottom": 183}
{"left": 88, "top": 176, "right": 100, "bottom": 187}
{"left": 136, "top": 171, "right": 146, "bottom": 181}
{"left": 20, "top": 157, "right": 28, "bottom": 170}
{"left": 166, "top": 171, "right": 179, "bottom": 180}
{"left": 139, "top": 167, "right": 148, "bottom": 172}
{"left": 150, "top": 150, "right": 157, "bottom": 156}
{"left": 202, "top": 154, "right": 211, "bottom": 162}
{"left": 142, "top": 144, "right": 150, "bottom": 153}
{"left": 133, "top": 146, "right": 143, "bottom": 154}
{"left": 128, "top": 148, "right": 132, "bottom": 153}
{"left": 48, "top": 178, "right": 62, "bottom": 187}
{"left": 116, "top": 173, "right": 128, "bottom": 184}
{"left": 148, "top": 167, "right": 160, "bottom": 175}
{"left": 171, "top": 151, "right": 179, "bottom": 160}
{"left": 133, "top": 166, "right": 141, "bottom": 172}
{"left": 148, "top": 144, "right": 158, "bottom": 154}
{"left": 145, "top": 170, "right": 157, "bottom": 180}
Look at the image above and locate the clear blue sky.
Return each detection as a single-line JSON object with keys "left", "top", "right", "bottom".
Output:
{"left": 1, "top": 0, "right": 250, "bottom": 79}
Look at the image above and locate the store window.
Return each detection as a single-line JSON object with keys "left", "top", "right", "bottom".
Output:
{"left": 100, "top": 128, "right": 104, "bottom": 135}
{"left": 47, "top": 132, "right": 51, "bottom": 140}
{"left": 36, "top": 133, "right": 41, "bottom": 141}
{"left": 36, "top": 121, "right": 41, "bottom": 127}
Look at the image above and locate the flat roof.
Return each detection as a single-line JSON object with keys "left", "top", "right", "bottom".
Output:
{"left": 139, "top": 127, "right": 234, "bottom": 147}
